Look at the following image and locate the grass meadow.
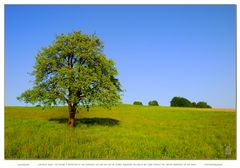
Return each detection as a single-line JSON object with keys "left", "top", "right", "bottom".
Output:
{"left": 5, "top": 105, "right": 236, "bottom": 159}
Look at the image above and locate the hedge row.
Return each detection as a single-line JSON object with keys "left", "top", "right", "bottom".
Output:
{"left": 133, "top": 97, "right": 212, "bottom": 108}
{"left": 170, "top": 97, "right": 211, "bottom": 108}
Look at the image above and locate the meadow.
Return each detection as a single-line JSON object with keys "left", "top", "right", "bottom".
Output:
{"left": 5, "top": 105, "right": 236, "bottom": 159}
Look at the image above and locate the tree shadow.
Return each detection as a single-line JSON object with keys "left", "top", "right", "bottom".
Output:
{"left": 48, "top": 117, "right": 120, "bottom": 127}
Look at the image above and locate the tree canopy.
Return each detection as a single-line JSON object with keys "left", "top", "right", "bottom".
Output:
{"left": 196, "top": 101, "right": 212, "bottom": 108}
{"left": 133, "top": 101, "right": 143, "bottom": 105}
{"left": 170, "top": 97, "right": 212, "bottom": 108}
{"left": 170, "top": 97, "right": 193, "bottom": 107}
{"left": 17, "top": 31, "right": 122, "bottom": 127}
{"left": 148, "top": 100, "right": 159, "bottom": 106}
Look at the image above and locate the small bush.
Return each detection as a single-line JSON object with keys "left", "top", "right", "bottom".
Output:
{"left": 133, "top": 101, "right": 143, "bottom": 105}
{"left": 192, "top": 102, "right": 197, "bottom": 107}
{"left": 148, "top": 100, "right": 159, "bottom": 106}
{"left": 196, "top": 101, "right": 212, "bottom": 108}
{"left": 170, "top": 97, "right": 192, "bottom": 107}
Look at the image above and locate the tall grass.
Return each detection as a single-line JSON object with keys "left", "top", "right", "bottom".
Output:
{"left": 5, "top": 105, "right": 236, "bottom": 159}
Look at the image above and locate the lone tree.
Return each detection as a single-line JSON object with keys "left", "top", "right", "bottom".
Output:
{"left": 17, "top": 31, "right": 122, "bottom": 127}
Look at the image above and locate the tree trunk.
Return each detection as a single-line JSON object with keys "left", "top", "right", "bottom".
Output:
{"left": 67, "top": 102, "right": 76, "bottom": 128}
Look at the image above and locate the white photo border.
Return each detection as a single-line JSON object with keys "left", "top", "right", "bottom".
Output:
{"left": 0, "top": 0, "right": 239, "bottom": 168}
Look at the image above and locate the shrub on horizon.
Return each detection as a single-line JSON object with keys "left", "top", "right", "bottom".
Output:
{"left": 148, "top": 100, "right": 159, "bottom": 106}
{"left": 192, "top": 102, "right": 197, "bottom": 107}
{"left": 133, "top": 101, "right": 143, "bottom": 105}
{"left": 196, "top": 101, "right": 212, "bottom": 108}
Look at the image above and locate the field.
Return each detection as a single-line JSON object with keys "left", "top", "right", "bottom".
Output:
{"left": 5, "top": 105, "right": 236, "bottom": 159}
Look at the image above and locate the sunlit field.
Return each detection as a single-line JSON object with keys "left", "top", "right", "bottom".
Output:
{"left": 5, "top": 105, "right": 236, "bottom": 159}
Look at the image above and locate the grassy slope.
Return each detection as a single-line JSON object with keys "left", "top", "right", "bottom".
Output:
{"left": 5, "top": 105, "right": 236, "bottom": 159}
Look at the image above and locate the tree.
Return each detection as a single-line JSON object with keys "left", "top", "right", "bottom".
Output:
{"left": 170, "top": 97, "right": 192, "bottom": 107}
{"left": 133, "top": 101, "right": 143, "bottom": 105}
{"left": 17, "top": 31, "right": 122, "bottom": 127}
{"left": 196, "top": 101, "right": 212, "bottom": 108}
{"left": 148, "top": 100, "right": 159, "bottom": 106}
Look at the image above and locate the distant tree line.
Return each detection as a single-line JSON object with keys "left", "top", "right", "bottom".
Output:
{"left": 133, "top": 97, "right": 211, "bottom": 108}
{"left": 170, "top": 97, "right": 211, "bottom": 108}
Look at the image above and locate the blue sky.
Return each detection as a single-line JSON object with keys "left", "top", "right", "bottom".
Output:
{"left": 5, "top": 5, "right": 236, "bottom": 108}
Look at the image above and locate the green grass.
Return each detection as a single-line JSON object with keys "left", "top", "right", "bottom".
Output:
{"left": 5, "top": 105, "right": 236, "bottom": 159}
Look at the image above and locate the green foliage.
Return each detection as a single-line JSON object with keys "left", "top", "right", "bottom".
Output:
{"left": 148, "top": 100, "right": 159, "bottom": 106}
{"left": 170, "top": 97, "right": 212, "bottom": 109}
{"left": 17, "top": 31, "right": 122, "bottom": 109}
{"left": 192, "top": 102, "right": 197, "bottom": 107}
{"left": 170, "top": 97, "right": 193, "bottom": 107}
{"left": 133, "top": 101, "right": 143, "bottom": 105}
{"left": 196, "top": 101, "right": 212, "bottom": 108}
{"left": 5, "top": 105, "right": 236, "bottom": 159}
